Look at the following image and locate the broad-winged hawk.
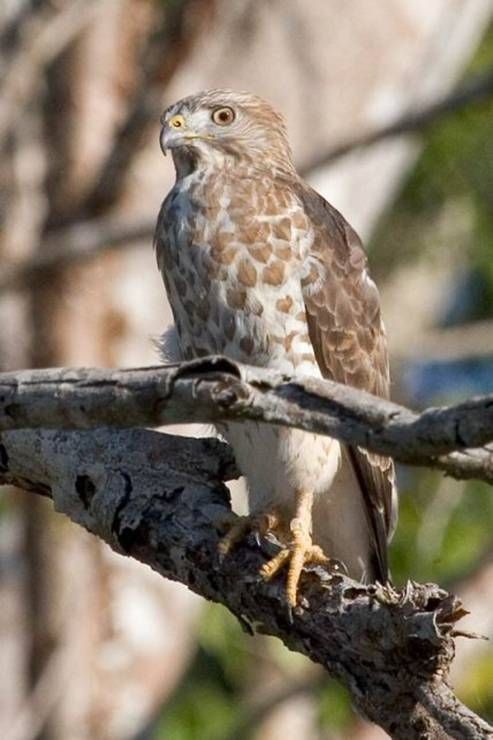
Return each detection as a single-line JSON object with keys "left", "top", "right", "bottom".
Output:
{"left": 155, "top": 89, "right": 398, "bottom": 606}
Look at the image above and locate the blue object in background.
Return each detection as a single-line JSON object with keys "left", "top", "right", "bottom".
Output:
{"left": 403, "top": 356, "right": 493, "bottom": 405}
{"left": 438, "top": 268, "right": 490, "bottom": 327}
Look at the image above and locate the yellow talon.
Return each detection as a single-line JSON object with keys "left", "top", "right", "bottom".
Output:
{"left": 260, "top": 491, "right": 330, "bottom": 607}
{"left": 218, "top": 492, "right": 331, "bottom": 608}
{"left": 218, "top": 511, "right": 280, "bottom": 558}
{"left": 261, "top": 541, "right": 329, "bottom": 607}
{"left": 259, "top": 548, "right": 291, "bottom": 579}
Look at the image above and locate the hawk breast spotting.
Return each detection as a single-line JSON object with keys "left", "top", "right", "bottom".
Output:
{"left": 155, "top": 89, "right": 397, "bottom": 606}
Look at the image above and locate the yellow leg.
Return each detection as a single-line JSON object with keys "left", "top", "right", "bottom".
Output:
{"left": 260, "top": 490, "right": 329, "bottom": 607}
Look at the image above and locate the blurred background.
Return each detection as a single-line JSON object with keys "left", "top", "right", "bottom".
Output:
{"left": 1, "top": 1, "right": 493, "bottom": 738}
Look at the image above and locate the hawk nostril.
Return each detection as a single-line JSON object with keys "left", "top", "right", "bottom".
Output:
{"left": 170, "top": 114, "right": 186, "bottom": 129}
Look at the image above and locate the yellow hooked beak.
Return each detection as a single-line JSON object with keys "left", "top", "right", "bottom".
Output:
{"left": 160, "top": 114, "right": 215, "bottom": 156}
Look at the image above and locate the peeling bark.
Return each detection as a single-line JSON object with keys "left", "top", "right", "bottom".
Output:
{"left": 0, "top": 426, "right": 491, "bottom": 738}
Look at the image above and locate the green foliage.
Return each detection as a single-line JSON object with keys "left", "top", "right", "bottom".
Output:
{"left": 155, "top": 606, "right": 247, "bottom": 740}
{"left": 370, "top": 24, "right": 493, "bottom": 315}
{"left": 390, "top": 474, "right": 493, "bottom": 586}
{"left": 156, "top": 679, "right": 237, "bottom": 740}
{"left": 318, "top": 681, "right": 353, "bottom": 731}
{"left": 458, "top": 650, "right": 493, "bottom": 720}
{"left": 198, "top": 601, "right": 252, "bottom": 688}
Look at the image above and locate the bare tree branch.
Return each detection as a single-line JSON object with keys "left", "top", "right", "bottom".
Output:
{"left": 57, "top": 0, "right": 216, "bottom": 225}
{"left": 0, "top": 0, "right": 43, "bottom": 61}
{"left": 299, "top": 65, "right": 493, "bottom": 173}
{"left": 0, "top": 0, "right": 103, "bottom": 144}
{"left": 0, "top": 425, "right": 491, "bottom": 739}
{"left": 0, "top": 357, "right": 492, "bottom": 483}
{"left": 0, "top": 216, "right": 154, "bottom": 294}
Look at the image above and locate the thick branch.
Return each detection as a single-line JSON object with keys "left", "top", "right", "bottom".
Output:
{"left": 0, "top": 425, "right": 491, "bottom": 739}
{"left": 0, "top": 358, "right": 492, "bottom": 483}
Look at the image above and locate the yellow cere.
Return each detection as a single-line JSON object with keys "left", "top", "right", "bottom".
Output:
{"left": 169, "top": 114, "right": 185, "bottom": 129}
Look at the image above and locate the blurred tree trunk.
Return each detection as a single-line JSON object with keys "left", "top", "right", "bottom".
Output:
{"left": 22, "top": 16, "right": 114, "bottom": 740}
{"left": 1, "top": 3, "right": 202, "bottom": 740}
{"left": 1, "top": 1, "right": 493, "bottom": 739}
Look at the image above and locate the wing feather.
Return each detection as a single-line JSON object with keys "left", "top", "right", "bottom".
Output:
{"left": 294, "top": 181, "right": 397, "bottom": 582}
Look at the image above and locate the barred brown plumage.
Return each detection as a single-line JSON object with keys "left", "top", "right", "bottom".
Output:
{"left": 154, "top": 89, "right": 397, "bottom": 606}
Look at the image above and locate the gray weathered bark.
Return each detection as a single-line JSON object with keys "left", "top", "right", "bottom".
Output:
{"left": 0, "top": 357, "right": 492, "bottom": 483}
{"left": 0, "top": 425, "right": 492, "bottom": 739}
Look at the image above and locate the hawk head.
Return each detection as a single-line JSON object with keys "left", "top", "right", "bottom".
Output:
{"left": 159, "top": 89, "right": 294, "bottom": 175}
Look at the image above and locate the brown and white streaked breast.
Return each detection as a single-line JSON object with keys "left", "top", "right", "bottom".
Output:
{"left": 156, "top": 166, "right": 322, "bottom": 378}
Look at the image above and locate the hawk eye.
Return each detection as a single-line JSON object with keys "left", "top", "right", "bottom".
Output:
{"left": 211, "top": 106, "right": 235, "bottom": 126}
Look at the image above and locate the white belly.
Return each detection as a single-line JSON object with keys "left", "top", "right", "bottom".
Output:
{"left": 219, "top": 421, "right": 341, "bottom": 515}
{"left": 221, "top": 419, "right": 373, "bottom": 580}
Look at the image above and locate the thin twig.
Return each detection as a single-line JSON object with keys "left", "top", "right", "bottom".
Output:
{"left": 0, "top": 217, "right": 155, "bottom": 294}
{"left": 300, "top": 65, "right": 493, "bottom": 173}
